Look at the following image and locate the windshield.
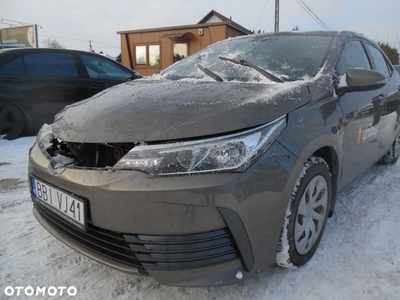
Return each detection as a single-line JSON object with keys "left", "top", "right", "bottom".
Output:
{"left": 161, "top": 35, "right": 333, "bottom": 82}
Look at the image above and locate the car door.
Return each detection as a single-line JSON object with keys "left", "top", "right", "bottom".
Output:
{"left": 77, "top": 53, "right": 139, "bottom": 97}
{"left": 18, "top": 51, "right": 92, "bottom": 127}
{"left": 363, "top": 41, "right": 400, "bottom": 151}
{"left": 0, "top": 55, "right": 27, "bottom": 104}
{"left": 337, "top": 39, "right": 389, "bottom": 189}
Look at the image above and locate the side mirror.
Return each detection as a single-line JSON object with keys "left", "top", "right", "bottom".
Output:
{"left": 337, "top": 69, "right": 387, "bottom": 96}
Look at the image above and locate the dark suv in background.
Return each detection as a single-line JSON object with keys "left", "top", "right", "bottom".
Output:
{"left": 0, "top": 48, "right": 142, "bottom": 139}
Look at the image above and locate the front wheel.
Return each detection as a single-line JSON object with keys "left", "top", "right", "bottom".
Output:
{"left": 276, "top": 156, "right": 331, "bottom": 268}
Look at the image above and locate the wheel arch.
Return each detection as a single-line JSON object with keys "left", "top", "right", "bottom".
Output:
{"left": 0, "top": 98, "right": 34, "bottom": 133}
{"left": 312, "top": 146, "right": 339, "bottom": 217}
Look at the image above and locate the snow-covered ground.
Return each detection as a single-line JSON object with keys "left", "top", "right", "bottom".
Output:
{"left": 1, "top": 137, "right": 399, "bottom": 300}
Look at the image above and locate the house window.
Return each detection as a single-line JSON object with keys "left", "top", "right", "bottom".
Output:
{"left": 149, "top": 45, "right": 160, "bottom": 66}
{"left": 173, "top": 43, "right": 188, "bottom": 63}
{"left": 135, "top": 46, "right": 147, "bottom": 65}
{"left": 135, "top": 44, "right": 160, "bottom": 67}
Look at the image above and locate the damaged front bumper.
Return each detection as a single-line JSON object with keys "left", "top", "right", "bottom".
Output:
{"left": 29, "top": 140, "right": 299, "bottom": 287}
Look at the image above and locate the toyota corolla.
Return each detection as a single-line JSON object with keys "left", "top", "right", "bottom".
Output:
{"left": 29, "top": 31, "right": 400, "bottom": 287}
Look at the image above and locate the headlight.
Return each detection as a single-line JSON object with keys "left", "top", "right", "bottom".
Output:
{"left": 36, "top": 123, "right": 54, "bottom": 152}
{"left": 114, "top": 116, "right": 286, "bottom": 175}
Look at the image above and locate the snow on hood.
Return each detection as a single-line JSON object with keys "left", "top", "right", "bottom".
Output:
{"left": 51, "top": 79, "right": 311, "bottom": 143}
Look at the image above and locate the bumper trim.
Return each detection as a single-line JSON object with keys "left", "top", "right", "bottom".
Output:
{"left": 33, "top": 206, "right": 146, "bottom": 276}
{"left": 125, "top": 227, "right": 240, "bottom": 271}
{"left": 219, "top": 207, "right": 254, "bottom": 271}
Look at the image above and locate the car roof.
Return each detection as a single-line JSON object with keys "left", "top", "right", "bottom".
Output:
{"left": 207, "top": 31, "right": 368, "bottom": 47}
{"left": 0, "top": 47, "right": 109, "bottom": 57}
{"left": 268, "top": 31, "right": 367, "bottom": 41}
{"left": 0, "top": 45, "right": 24, "bottom": 49}
{"left": 0, "top": 48, "right": 19, "bottom": 53}
{"left": 0, "top": 47, "right": 125, "bottom": 66}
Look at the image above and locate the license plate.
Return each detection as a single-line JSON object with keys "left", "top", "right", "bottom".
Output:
{"left": 30, "top": 177, "right": 86, "bottom": 230}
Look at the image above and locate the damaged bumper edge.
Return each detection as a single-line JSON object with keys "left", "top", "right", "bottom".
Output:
{"left": 29, "top": 139, "right": 300, "bottom": 286}
{"left": 33, "top": 206, "right": 146, "bottom": 276}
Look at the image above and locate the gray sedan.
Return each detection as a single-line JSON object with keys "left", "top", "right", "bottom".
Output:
{"left": 29, "top": 31, "right": 400, "bottom": 287}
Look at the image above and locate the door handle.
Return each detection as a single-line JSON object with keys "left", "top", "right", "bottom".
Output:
{"left": 386, "top": 87, "right": 400, "bottom": 103}
{"left": 378, "top": 94, "right": 387, "bottom": 105}
{"left": 92, "top": 81, "right": 105, "bottom": 88}
{"left": 6, "top": 76, "right": 22, "bottom": 83}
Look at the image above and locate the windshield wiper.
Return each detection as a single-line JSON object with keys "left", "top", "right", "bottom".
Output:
{"left": 218, "top": 56, "right": 284, "bottom": 83}
{"left": 197, "top": 61, "right": 223, "bottom": 82}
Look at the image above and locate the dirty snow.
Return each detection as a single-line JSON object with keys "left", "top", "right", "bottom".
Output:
{"left": 1, "top": 137, "right": 400, "bottom": 300}
{"left": 338, "top": 73, "right": 348, "bottom": 88}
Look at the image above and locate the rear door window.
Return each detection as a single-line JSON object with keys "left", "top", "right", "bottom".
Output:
{"left": 365, "top": 43, "right": 392, "bottom": 78}
{"left": 0, "top": 57, "right": 26, "bottom": 75}
{"left": 23, "top": 53, "right": 78, "bottom": 77}
{"left": 80, "top": 54, "right": 132, "bottom": 81}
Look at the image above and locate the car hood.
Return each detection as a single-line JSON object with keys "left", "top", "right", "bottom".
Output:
{"left": 52, "top": 79, "right": 311, "bottom": 143}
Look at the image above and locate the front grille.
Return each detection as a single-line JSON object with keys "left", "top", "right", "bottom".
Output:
{"left": 124, "top": 228, "right": 240, "bottom": 271}
{"left": 35, "top": 203, "right": 241, "bottom": 272}
{"left": 35, "top": 203, "right": 147, "bottom": 273}
{"left": 44, "top": 139, "right": 134, "bottom": 168}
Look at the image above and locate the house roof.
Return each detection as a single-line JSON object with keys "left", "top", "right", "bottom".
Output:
{"left": 117, "top": 10, "right": 253, "bottom": 35}
{"left": 198, "top": 10, "right": 253, "bottom": 34}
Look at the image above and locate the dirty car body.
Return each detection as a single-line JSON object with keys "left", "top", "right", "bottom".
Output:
{"left": 29, "top": 31, "right": 400, "bottom": 286}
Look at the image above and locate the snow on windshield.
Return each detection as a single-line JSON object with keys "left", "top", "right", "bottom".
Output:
{"left": 159, "top": 35, "right": 333, "bottom": 83}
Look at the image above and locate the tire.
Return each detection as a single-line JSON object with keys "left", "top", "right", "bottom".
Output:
{"left": 379, "top": 125, "right": 400, "bottom": 165}
{"left": 276, "top": 156, "right": 331, "bottom": 268}
{"left": 0, "top": 100, "right": 26, "bottom": 140}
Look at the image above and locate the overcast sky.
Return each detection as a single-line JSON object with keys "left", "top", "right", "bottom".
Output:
{"left": 2, "top": 0, "right": 400, "bottom": 56}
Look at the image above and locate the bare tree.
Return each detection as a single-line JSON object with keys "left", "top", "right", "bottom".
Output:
{"left": 41, "top": 38, "right": 66, "bottom": 49}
